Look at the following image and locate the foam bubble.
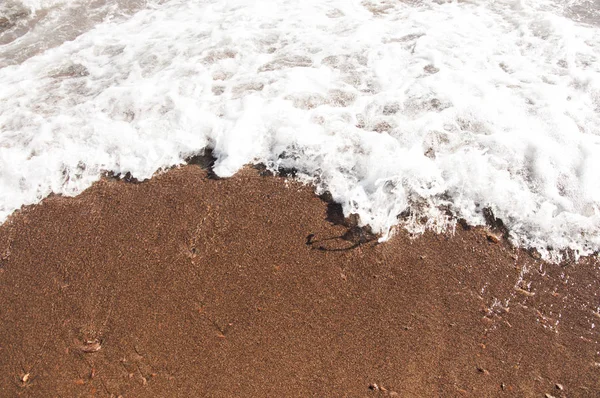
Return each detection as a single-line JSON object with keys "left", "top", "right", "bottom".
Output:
{"left": 0, "top": 0, "right": 599, "bottom": 261}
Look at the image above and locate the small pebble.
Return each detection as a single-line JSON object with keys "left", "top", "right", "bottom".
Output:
{"left": 79, "top": 339, "right": 102, "bottom": 353}
{"left": 487, "top": 233, "right": 500, "bottom": 243}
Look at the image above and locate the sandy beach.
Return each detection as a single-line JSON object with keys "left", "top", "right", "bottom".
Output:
{"left": 1, "top": 163, "right": 599, "bottom": 397}
{"left": 1, "top": 0, "right": 600, "bottom": 396}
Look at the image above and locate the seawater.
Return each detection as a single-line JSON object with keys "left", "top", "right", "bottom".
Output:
{"left": 0, "top": 0, "right": 599, "bottom": 261}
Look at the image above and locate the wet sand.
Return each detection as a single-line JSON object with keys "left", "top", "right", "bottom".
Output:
{"left": 0, "top": 164, "right": 599, "bottom": 397}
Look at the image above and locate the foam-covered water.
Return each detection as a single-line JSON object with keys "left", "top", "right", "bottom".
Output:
{"left": 0, "top": 0, "right": 599, "bottom": 260}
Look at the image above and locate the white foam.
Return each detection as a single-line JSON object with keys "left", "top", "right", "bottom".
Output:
{"left": 0, "top": 0, "right": 599, "bottom": 260}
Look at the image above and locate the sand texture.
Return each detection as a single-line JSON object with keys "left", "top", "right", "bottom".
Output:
{"left": 0, "top": 165, "right": 599, "bottom": 397}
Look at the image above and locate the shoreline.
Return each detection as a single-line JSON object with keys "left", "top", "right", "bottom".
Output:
{"left": 1, "top": 164, "right": 599, "bottom": 397}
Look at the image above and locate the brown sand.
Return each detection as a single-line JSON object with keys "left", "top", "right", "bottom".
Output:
{"left": 0, "top": 164, "right": 599, "bottom": 397}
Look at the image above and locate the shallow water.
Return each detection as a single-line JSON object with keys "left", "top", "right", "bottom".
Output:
{"left": 0, "top": 0, "right": 599, "bottom": 261}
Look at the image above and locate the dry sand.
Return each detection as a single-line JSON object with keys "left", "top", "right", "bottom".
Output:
{"left": 0, "top": 163, "right": 599, "bottom": 397}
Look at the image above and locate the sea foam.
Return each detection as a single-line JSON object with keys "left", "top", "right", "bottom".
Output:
{"left": 0, "top": 0, "right": 599, "bottom": 261}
